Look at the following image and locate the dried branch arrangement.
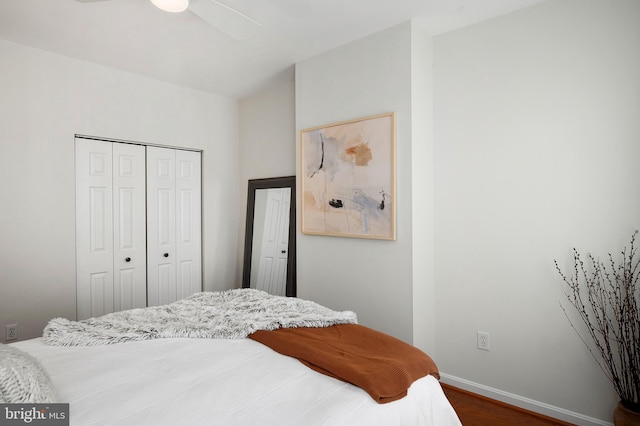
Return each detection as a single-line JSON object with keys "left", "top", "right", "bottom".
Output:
{"left": 555, "top": 231, "right": 640, "bottom": 413}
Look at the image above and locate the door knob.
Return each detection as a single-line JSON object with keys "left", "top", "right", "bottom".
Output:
{"left": 125, "top": 257, "right": 131, "bottom": 262}
{"left": 281, "top": 250, "right": 287, "bottom": 254}
{"left": 164, "top": 253, "right": 169, "bottom": 257}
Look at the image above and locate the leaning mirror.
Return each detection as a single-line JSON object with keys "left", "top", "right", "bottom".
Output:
{"left": 242, "top": 176, "right": 296, "bottom": 297}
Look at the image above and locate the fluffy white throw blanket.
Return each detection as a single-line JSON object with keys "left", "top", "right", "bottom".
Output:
{"left": 0, "top": 344, "right": 57, "bottom": 403}
{"left": 43, "top": 289, "right": 357, "bottom": 346}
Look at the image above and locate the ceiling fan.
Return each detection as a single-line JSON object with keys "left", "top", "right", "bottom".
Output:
{"left": 73, "top": 0, "right": 261, "bottom": 41}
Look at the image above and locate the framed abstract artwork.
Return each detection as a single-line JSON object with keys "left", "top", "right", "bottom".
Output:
{"left": 300, "top": 112, "right": 396, "bottom": 240}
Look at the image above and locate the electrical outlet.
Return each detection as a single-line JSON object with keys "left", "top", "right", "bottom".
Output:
{"left": 477, "top": 331, "right": 490, "bottom": 351}
{"left": 5, "top": 324, "right": 17, "bottom": 341}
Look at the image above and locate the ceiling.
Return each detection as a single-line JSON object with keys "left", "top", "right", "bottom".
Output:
{"left": 0, "top": 0, "right": 547, "bottom": 99}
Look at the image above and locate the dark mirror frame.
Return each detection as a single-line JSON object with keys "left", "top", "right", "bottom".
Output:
{"left": 242, "top": 176, "right": 296, "bottom": 297}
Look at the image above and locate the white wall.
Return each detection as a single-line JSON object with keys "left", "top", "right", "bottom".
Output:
{"left": 411, "top": 22, "right": 435, "bottom": 353}
{"left": 239, "top": 78, "right": 296, "bottom": 182}
{"left": 0, "top": 39, "right": 240, "bottom": 342}
{"left": 434, "top": 0, "right": 640, "bottom": 422}
{"left": 295, "top": 21, "right": 434, "bottom": 346}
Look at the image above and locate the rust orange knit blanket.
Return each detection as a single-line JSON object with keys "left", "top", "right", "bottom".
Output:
{"left": 249, "top": 323, "right": 440, "bottom": 404}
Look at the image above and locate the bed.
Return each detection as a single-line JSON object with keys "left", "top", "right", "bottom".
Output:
{"left": 4, "top": 289, "right": 462, "bottom": 426}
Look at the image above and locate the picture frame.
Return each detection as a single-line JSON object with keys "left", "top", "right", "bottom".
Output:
{"left": 300, "top": 112, "right": 396, "bottom": 240}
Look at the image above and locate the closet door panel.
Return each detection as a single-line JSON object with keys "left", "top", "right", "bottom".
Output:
{"left": 157, "top": 263, "right": 175, "bottom": 305}
{"left": 175, "top": 149, "right": 202, "bottom": 299}
{"left": 76, "top": 139, "right": 114, "bottom": 320}
{"left": 90, "top": 272, "right": 111, "bottom": 317}
{"left": 113, "top": 143, "right": 146, "bottom": 311}
{"left": 147, "top": 146, "right": 177, "bottom": 306}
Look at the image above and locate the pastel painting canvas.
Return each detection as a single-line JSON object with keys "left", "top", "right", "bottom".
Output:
{"left": 301, "top": 112, "right": 395, "bottom": 240}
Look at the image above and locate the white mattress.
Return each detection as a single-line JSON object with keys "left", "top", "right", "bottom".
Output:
{"left": 13, "top": 337, "right": 461, "bottom": 426}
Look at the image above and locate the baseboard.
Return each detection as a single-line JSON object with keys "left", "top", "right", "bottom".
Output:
{"left": 439, "top": 373, "right": 612, "bottom": 426}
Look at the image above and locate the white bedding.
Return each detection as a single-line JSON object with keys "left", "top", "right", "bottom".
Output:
{"left": 13, "top": 337, "right": 461, "bottom": 426}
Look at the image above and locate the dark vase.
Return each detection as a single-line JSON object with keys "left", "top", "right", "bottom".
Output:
{"left": 614, "top": 401, "right": 640, "bottom": 426}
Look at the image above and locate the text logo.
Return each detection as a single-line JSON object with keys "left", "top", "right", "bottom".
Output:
{"left": 1, "top": 404, "right": 69, "bottom": 425}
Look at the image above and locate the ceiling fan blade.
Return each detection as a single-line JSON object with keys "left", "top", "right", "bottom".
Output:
{"left": 188, "top": 0, "right": 260, "bottom": 41}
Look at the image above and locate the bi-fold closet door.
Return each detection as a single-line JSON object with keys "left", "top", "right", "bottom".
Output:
{"left": 75, "top": 138, "right": 202, "bottom": 320}
{"left": 146, "top": 146, "right": 202, "bottom": 307}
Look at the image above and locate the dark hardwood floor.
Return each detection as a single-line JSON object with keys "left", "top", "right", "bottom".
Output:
{"left": 441, "top": 384, "right": 576, "bottom": 426}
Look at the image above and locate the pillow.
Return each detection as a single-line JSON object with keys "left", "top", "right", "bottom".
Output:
{"left": 0, "top": 343, "right": 57, "bottom": 403}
